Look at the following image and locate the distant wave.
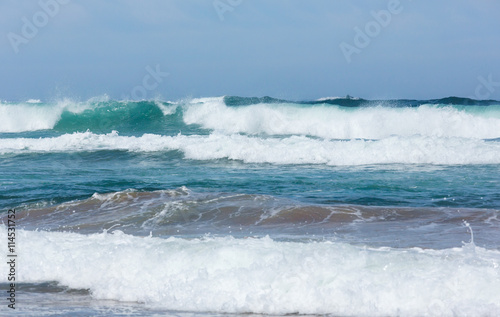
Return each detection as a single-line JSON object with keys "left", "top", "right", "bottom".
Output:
{"left": 225, "top": 95, "right": 500, "bottom": 107}
{"left": 0, "top": 98, "right": 177, "bottom": 133}
{"left": 1, "top": 96, "right": 499, "bottom": 136}
{"left": 1, "top": 131, "right": 499, "bottom": 165}
{"left": 184, "top": 98, "right": 500, "bottom": 139}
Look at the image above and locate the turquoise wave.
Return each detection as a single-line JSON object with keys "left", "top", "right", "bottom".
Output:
{"left": 1, "top": 96, "right": 499, "bottom": 135}
{"left": 54, "top": 100, "right": 182, "bottom": 134}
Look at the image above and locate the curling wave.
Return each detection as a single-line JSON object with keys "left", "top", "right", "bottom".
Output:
{"left": 1, "top": 96, "right": 499, "bottom": 139}
{"left": 184, "top": 97, "right": 500, "bottom": 139}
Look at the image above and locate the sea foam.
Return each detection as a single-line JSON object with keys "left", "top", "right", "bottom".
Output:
{"left": 0, "top": 99, "right": 92, "bottom": 133}
{"left": 0, "top": 102, "right": 64, "bottom": 133}
{"left": 1, "top": 132, "right": 499, "bottom": 165}
{"left": 2, "top": 97, "right": 500, "bottom": 138}
{"left": 1, "top": 226, "right": 499, "bottom": 316}
{"left": 183, "top": 99, "right": 500, "bottom": 139}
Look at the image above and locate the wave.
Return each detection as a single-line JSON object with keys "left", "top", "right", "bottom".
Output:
{"left": 184, "top": 98, "right": 500, "bottom": 139}
{"left": 226, "top": 96, "right": 500, "bottom": 107}
{"left": 0, "top": 99, "right": 73, "bottom": 133}
{"left": 1, "top": 96, "right": 500, "bottom": 138}
{"left": 7, "top": 188, "right": 499, "bottom": 249}
{"left": 1, "top": 226, "right": 499, "bottom": 316}
{"left": 1, "top": 131, "right": 499, "bottom": 165}
{"left": 0, "top": 98, "right": 177, "bottom": 133}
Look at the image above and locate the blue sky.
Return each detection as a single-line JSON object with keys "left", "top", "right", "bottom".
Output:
{"left": 1, "top": 0, "right": 499, "bottom": 101}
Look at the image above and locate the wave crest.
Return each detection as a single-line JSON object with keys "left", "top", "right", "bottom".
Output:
{"left": 1, "top": 226, "right": 499, "bottom": 316}
{"left": 1, "top": 132, "right": 499, "bottom": 165}
{"left": 184, "top": 99, "right": 500, "bottom": 139}
{"left": 0, "top": 99, "right": 176, "bottom": 133}
{"left": 2, "top": 96, "right": 499, "bottom": 138}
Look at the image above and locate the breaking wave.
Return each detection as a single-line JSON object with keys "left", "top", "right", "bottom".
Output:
{"left": 1, "top": 226, "right": 499, "bottom": 316}
{"left": 1, "top": 131, "right": 499, "bottom": 165}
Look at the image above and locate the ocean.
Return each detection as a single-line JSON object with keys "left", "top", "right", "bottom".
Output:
{"left": 1, "top": 96, "right": 499, "bottom": 316}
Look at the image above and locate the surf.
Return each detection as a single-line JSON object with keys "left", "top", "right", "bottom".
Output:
{"left": 183, "top": 97, "right": 500, "bottom": 139}
{"left": 5, "top": 188, "right": 500, "bottom": 249}
{"left": 1, "top": 96, "right": 500, "bottom": 139}
{"left": 1, "top": 226, "right": 499, "bottom": 316}
{"left": 0, "top": 97, "right": 178, "bottom": 134}
{"left": 1, "top": 131, "right": 499, "bottom": 165}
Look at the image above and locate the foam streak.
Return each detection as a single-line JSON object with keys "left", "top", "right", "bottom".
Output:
{"left": 1, "top": 227, "right": 499, "bottom": 316}
{"left": 1, "top": 132, "right": 499, "bottom": 165}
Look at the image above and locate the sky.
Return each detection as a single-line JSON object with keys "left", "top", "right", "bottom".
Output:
{"left": 1, "top": 0, "right": 500, "bottom": 102}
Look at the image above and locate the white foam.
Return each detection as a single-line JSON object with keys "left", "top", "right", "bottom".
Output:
{"left": 0, "top": 103, "right": 63, "bottom": 133}
{"left": 183, "top": 101, "right": 500, "bottom": 139}
{"left": 26, "top": 99, "right": 42, "bottom": 104}
{"left": 1, "top": 227, "right": 499, "bottom": 316}
{"left": 154, "top": 100, "right": 177, "bottom": 116}
{"left": 188, "top": 96, "right": 225, "bottom": 104}
{"left": 0, "top": 99, "right": 94, "bottom": 133}
{"left": 0, "top": 132, "right": 499, "bottom": 165}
